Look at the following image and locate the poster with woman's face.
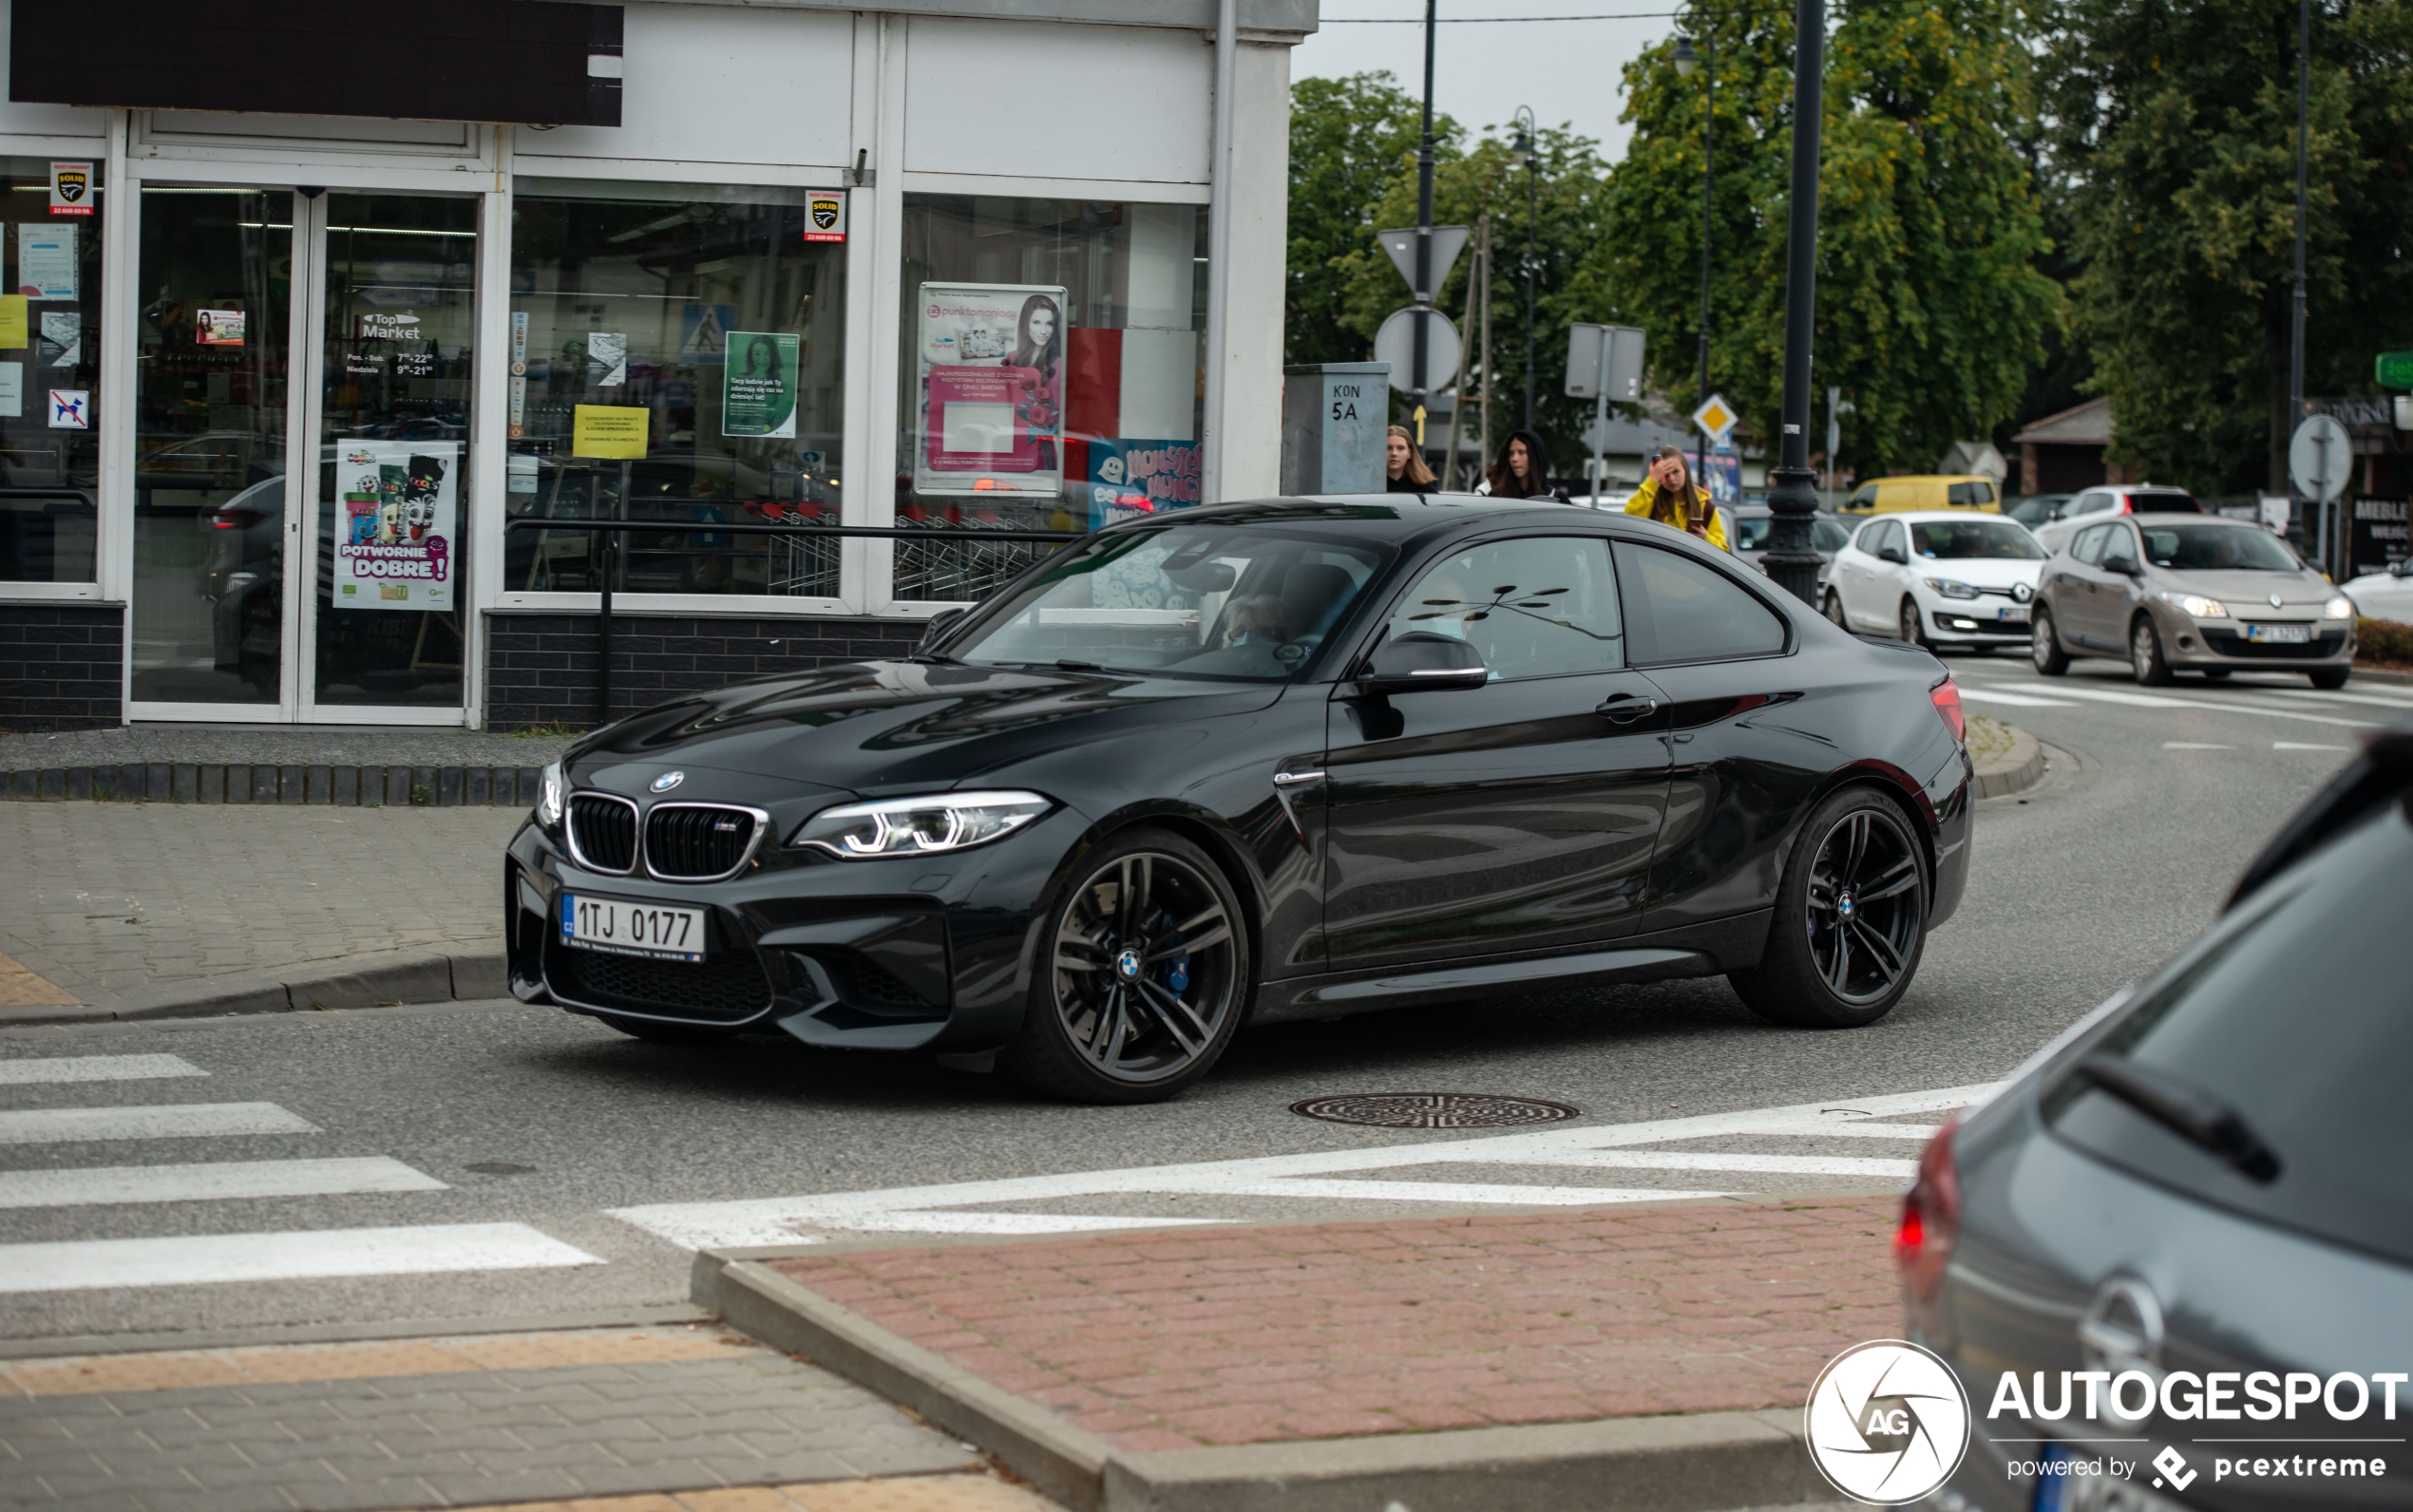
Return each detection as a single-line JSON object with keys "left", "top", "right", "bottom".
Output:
{"left": 914, "top": 281, "right": 1066, "bottom": 499}
{"left": 722, "top": 331, "right": 799, "bottom": 439}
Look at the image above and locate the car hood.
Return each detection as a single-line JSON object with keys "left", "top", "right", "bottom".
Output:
{"left": 1909, "top": 557, "right": 2042, "bottom": 587}
{"left": 2150, "top": 568, "right": 2334, "bottom": 608}
{"left": 566, "top": 660, "right": 1289, "bottom": 801}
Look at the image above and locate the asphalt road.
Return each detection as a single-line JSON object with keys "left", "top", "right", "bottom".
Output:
{"left": 2, "top": 656, "right": 2398, "bottom": 1350}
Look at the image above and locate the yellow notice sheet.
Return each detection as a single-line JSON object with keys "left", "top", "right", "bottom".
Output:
{"left": 572, "top": 404, "right": 648, "bottom": 459}
{"left": 0, "top": 295, "right": 27, "bottom": 350}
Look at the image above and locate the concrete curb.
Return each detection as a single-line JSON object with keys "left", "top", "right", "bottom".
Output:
{"left": 0, "top": 762, "right": 544, "bottom": 806}
{"left": 1970, "top": 721, "right": 2044, "bottom": 800}
{"left": 0, "top": 949, "right": 510, "bottom": 1028}
{"left": 694, "top": 1254, "right": 1830, "bottom": 1512}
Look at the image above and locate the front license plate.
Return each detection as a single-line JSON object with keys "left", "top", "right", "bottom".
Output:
{"left": 2246, "top": 622, "right": 2310, "bottom": 644}
{"left": 560, "top": 894, "right": 707, "bottom": 962}
{"left": 1996, "top": 605, "right": 2029, "bottom": 622}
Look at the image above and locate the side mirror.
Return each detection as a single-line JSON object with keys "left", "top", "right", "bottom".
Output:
{"left": 917, "top": 606, "right": 966, "bottom": 652}
{"left": 2390, "top": 560, "right": 2411, "bottom": 578}
{"left": 1877, "top": 545, "right": 1908, "bottom": 565}
{"left": 1358, "top": 632, "right": 1488, "bottom": 693}
{"left": 2102, "top": 554, "right": 2141, "bottom": 577}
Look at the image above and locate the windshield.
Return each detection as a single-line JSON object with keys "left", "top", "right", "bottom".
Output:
{"left": 1909, "top": 519, "right": 2045, "bottom": 560}
{"left": 1734, "top": 515, "right": 1852, "bottom": 552}
{"left": 946, "top": 522, "right": 1393, "bottom": 681}
{"left": 2139, "top": 522, "right": 2302, "bottom": 572}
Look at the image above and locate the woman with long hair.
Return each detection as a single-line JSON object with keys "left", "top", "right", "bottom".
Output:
{"left": 1482, "top": 429, "right": 1563, "bottom": 501}
{"left": 1011, "top": 293, "right": 1063, "bottom": 471}
{"left": 1622, "top": 444, "right": 1729, "bottom": 550}
{"left": 1385, "top": 425, "right": 1437, "bottom": 492}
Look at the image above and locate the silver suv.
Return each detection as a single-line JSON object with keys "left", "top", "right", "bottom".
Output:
{"left": 2030, "top": 515, "right": 2356, "bottom": 688}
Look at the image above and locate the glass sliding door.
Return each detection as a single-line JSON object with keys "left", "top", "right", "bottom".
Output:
{"left": 308, "top": 193, "right": 477, "bottom": 712}
{"left": 131, "top": 189, "right": 295, "bottom": 709}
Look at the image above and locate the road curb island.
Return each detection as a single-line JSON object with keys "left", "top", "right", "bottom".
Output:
{"left": 1969, "top": 720, "right": 2045, "bottom": 800}
{"left": 693, "top": 1251, "right": 1833, "bottom": 1512}
{"left": 0, "top": 950, "right": 507, "bottom": 1029}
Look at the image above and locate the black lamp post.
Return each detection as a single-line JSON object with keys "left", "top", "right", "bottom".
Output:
{"left": 1673, "top": 28, "right": 1713, "bottom": 490}
{"left": 1759, "top": 0, "right": 1828, "bottom": 606}
{"left": 1510, "top": 105, "right": 1538, "bottom": 432}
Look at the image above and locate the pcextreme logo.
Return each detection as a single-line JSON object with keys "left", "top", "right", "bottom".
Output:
{"left": 1805, "top": 1340, "right": 1971, "bottom": 1505}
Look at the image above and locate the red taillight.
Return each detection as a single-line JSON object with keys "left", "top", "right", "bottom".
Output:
{"left": 211, "top": 508, "right": 268, "bottom": 531}
{"left": 1930, "top": 678, "right": 1966, "bottom": 743}
{"left": 1896, "top": 1117, "right": 1962, "bottom": 1303}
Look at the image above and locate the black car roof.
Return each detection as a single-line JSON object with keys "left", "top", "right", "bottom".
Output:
{"left": 1095, "top": 493, "right": 1612, "bottom": 539}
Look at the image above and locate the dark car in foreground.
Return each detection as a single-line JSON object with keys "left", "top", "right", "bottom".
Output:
{"left": 506, "top": 496, "right": 1974, "bottom": 1102}
{"left": 1903, "top": 725, "right": 2413, "bottom": 1509}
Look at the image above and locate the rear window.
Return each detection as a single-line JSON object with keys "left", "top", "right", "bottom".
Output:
{"left": 1613, "top": 540, "right": 1788, "bottom": 664}
{"left": 2042, "top": 796, "right": 2413, "bottom": 1265}
{"left": 2129, "top": 490, "right": 2201, "bottom": 515}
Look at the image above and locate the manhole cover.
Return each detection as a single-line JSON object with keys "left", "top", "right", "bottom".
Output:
{"left": 1288, "top": 1092, "right": 1580, "bottom": 1129}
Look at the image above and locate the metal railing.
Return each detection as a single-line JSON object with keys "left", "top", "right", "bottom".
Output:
{"left": 503, "top": 517, "right": 1088, "bottom": 726}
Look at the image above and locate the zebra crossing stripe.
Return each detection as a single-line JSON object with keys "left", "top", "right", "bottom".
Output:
{"left": 0, "top": 1158, "right": 446, "bottom": 1210}
{"left": 0, "top": 1054, "right": 207, "bottom": 1086}
{"left": 0, "top": 1103, "right": 317, "bottom": 1145}
{"left": 0, "top": 1223, "right": 601, "bottom": 1293}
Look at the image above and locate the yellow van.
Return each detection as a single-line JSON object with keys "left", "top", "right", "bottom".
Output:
{"left": 1838, "top": 475, "right": 2002, "bottom": 514}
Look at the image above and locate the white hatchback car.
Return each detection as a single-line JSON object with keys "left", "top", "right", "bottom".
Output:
{"left": 1824, "top": 511, "right": 2048, "bottom": 649}
{"left": 2344, "top": 562, "right": 2413, "bottom": 626}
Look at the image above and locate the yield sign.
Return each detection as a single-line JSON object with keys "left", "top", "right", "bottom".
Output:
{"left": 1375, "top": 226, "right": 1472, "bottom": 297}
{"left": 1692, "top": 392, "right": 1738, "bottom": 444}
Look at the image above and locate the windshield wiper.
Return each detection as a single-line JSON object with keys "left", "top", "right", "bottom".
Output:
{"left": 2070, "top": 1054, "right": 2281, "bottom": 1182}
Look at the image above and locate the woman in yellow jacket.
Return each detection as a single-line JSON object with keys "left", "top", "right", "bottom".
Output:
{"left": 1623, "top": 444, "right": 1728, "bottom": 551}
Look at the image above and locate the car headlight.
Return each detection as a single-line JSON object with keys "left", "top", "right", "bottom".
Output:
{"left": 1922, "top": 576, "right": 1982, "bottom": 600}
{"left": 2326, "top": 596, "right": 2355, "bottom": 619}
{"left": 535, "top": 760, "right": 566, "bottom": 831}
{"left": 2157, "top": 591, "right": 2230, "bottom": 619}
{"left": 792, "top": 790, "right": 1051, "bottom": 859}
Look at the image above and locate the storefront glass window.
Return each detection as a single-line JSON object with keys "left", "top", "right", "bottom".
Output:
{"left": 0, "top": 158, "right": 103, "bottom": 584}
{"left": 895, "top": 195, "right": 1206, "bottom": 602}
{"left": 505, "top": 180, "right": 846, "bottom": 599}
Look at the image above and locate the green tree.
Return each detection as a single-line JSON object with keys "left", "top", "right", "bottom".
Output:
{"left": 1285, "top": 73, "right": 1455, "bottom": 368}
{"left": 1604, "top": 0, "right": 2061, "bottom": 479}
{"left": 2044, "top": 0, "right": 2413, "bottom": 494}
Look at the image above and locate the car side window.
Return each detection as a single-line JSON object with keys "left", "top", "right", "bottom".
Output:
{"left": 1849, "top": 483, "right": 1879, "bottom": 512}
{"left": 2101, "top": 525, "right": 2138, "bottom": 564}
{"left": 1612, "top": 541, "right": 1788, "bottom": 666}
{"left": 1853, "top": 520, "right": 1887, "bottom": 552}
{"left": 2072, "top": 524, "right": 2110, "bottom": 564}
{"left": 1878, "top": 520, "right": 1907, "bottom": 558}
{"left": 1384, "top": 536, "right": 1624, "bottom": 679}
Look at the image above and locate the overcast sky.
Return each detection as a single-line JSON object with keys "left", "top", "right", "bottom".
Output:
{"left": 1292, "top": 3, "right": 1689, "bottom": 165}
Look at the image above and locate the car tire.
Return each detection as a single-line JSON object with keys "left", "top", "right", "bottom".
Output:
{"left": 1730, "top": 785, "right": 1928, "bottom": 1030}
{"left": 2309, "top": 666, "right": 2351, "bottom": 690}
{"left": 1822, "top": 590, "right": 1849, "bottom": 631}
{"left": 2031, "top": 610, "right": 2070, "bottom": 676}
{"left": 1005, "top": 827, "right": 1250, "bottom": 1105}
{"left": 1899, "top": 598, "right": 1932, "bottom": 651}
{"left": 2130, "top": 615, "right": 2174, "bottom": 686}
{"left": 598, "top": 1014, "right": 736, "bottom": 1045}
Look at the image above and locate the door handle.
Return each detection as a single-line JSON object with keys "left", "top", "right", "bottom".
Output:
{"left": 1595, "top": 694, "right": 1660, "bottom": 725}
{"left": 1271, "top": 769, "right": 1326, "bottom": 787}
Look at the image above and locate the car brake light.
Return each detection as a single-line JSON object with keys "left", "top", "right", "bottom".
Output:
{"left": 1930, "top": 678, "right": 1966, "bottom": 743}
{"left": 211, "top": 509, "right": 268, "bottom": 530}
{"left": 1896, "top": 1117, "right": 1962, "bottom": 1302}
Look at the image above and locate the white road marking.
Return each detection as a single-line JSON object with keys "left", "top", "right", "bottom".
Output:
{"left": 2272, "top": 688, "right": 2413, "bottom": 710}
{"left": 609, "top": 1085, "right": 1993, "bottom": 1249}
{"left": 0, "top": 1223, "right": 601, "bottom": 1294}
{"left": 0, "top": 1103, "right": 318, "bottom": 1146}
{"left": 2162, "top": 742, "right": 2233, "bottom": 750}
{"left": 1210, "top": 1179, "right": 1732, "bottom": 1205}
{"left": 1957, "top": 688, "right": 2078, "bottom": 708}
{"left": 0, "top": 1158, "right": 446, "bottom": 1210}
{"left": 2272, "top": 742, "right": 2351, "bottom": 751}
{"left": 1960, "top": 681, "right": 2373, "bottom": 728}
{"left": 0, "top": 1054, "right": 208, "bottom": 1086}
{"left": 1530, "top": 1150, "right": 1917, "bottom": 1180}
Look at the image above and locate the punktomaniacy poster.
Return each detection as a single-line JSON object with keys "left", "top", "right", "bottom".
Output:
{"left": 332, "top": 441, "right": 458, "bottom": 611}
{"left": 914, "top": 282, "right": 1065, "bottom": 498}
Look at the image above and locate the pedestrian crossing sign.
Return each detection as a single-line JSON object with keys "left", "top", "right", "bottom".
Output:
{"left": 1692, "top": 393, "right": 1738, "bottom": 444}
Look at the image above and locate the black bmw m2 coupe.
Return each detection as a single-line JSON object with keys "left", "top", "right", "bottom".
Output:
{"left": 505, "top": 497, "right": 1973, "bottom": 1102}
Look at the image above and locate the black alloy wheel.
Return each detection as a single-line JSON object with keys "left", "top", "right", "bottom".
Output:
{"left": 2130, "top": 615, "right": 2174, "bottom": 686}
{"left": 1008, "top": 828, "right": 1248, "bottom": 1103}
{"left": 2031, "top": 609, "right": 2069, "bottom": 676}
{"left": 1730, "top": 786, "right": 1928, "bottom": 1029}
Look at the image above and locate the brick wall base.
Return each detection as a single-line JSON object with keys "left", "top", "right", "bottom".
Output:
{"left": 484, "top": 613, "right": 926, "bottom": 731}
{"left": 0, "top": 604, "right": 124, "bottom": 731}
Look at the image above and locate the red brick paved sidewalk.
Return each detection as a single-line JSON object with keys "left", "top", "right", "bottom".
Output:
{"left": 770, "top": 1196, "right": 1902, "bottom": 1456}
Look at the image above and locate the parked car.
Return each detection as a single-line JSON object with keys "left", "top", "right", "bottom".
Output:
{"left": 507, "top": 495, "right": 1974, "bottom": 1103}
{"left": 2031, "top": 484, "right": 2202, "bottom": 556}
{"left": 2031, "top": 515, "right": 2354, "bottom": 688}
{"left": 2342, "top": 560, "right": 2413, "bottom": 627}
{"left": 1825, "top": 511, "right": 2046, "bottom": 651}
{"left": 1905, "top": 721, "right": 2413, "bottom": 1512}
{"left": 2004, "top": 492, "right": 2075, "bottom": 528}
{"left": 1731, "top": 504, "right": 1852, "bottom": 586}
{"left": 1838, "top": 475, "right": 2004, "bottom": 516}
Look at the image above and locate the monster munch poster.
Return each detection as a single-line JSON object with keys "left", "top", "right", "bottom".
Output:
{"left": 332, "top": 441, "right": 458, "bottom": 611}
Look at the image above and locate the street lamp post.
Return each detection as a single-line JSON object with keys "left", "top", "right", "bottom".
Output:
{"left": 1511, "top": 106, "right": 1538, "bottom": 432}
{"left": 2289, "top": 0, "right": 2314, "bottom": 564}
{"left": 1759, "top": 0, "right": 1828, "bottom": 606}
{"left": 1673, "top": 29, "right": 1713, "bottom": 488}
{"left": 1412, "top": 0, "right": 1438, "bottom": 414}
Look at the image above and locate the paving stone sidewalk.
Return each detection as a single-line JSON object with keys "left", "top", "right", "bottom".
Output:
{"left": 768, "top": 1196, "right": 1903, "bottom": 1456}
{"left": 0, "top": 1325, "right": 1016, "bottom": 1512}
{"left": 0, "top": 803, "right": 524, "bottom": 1008}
